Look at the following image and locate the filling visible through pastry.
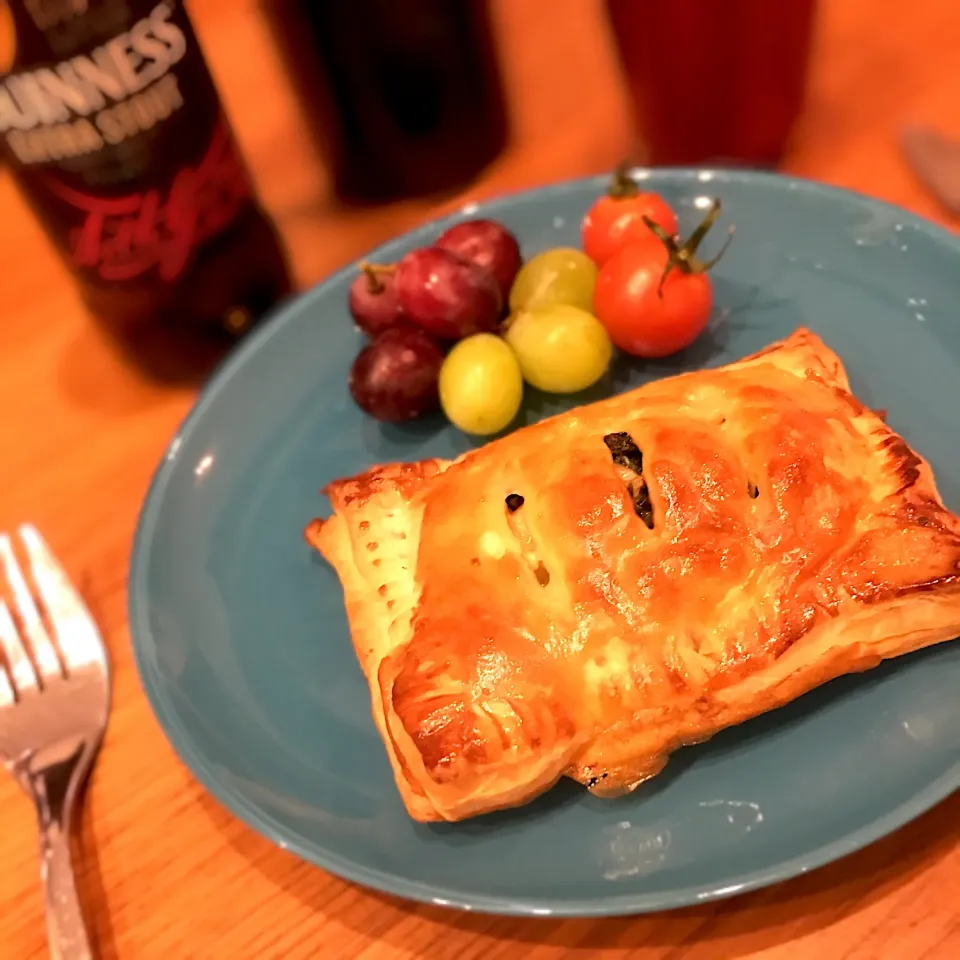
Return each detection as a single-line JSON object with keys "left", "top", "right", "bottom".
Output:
{"left": 306, "top": 328, "right": 960, "bottom": 822}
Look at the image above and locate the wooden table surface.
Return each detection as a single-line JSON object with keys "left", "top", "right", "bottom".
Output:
{"left": 1, "top": 0, "right": 958, "bottom": 957}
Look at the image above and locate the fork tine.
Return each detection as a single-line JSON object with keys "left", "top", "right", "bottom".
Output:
{"left": 18, "top": 525, "right": 106, "bottom": 673}
{"left": 0, "top": 656, "right": 14, "bottom": 707}
{"left": 0, "top": 533, "right": 61, "bottom": 682}
{"left": 0, "top": 598, "right": 38, "bottom": 695}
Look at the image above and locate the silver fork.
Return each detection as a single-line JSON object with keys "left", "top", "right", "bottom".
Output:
{"left": 0, "top": 525, "right": 110, "bottom": 960}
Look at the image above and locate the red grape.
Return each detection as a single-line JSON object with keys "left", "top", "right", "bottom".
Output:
{"left": 348, "top": 325, "right": 444, "bottom": 422}
{"left": 395, "top": 247, "right": 501, "bottom": 340}
{"left": 348, "top": 264, "right": 403, "bottom": 336}
{"left": 436, "top": 219, "right": 522, "bottom": 303}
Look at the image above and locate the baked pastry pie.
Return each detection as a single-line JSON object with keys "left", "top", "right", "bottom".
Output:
{"left": 306, "top": 328, "right": 960, "bottom": 822}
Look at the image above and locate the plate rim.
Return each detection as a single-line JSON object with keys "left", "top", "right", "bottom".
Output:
{"left": 129, "top": 167, "right": 960, "bottom": 917}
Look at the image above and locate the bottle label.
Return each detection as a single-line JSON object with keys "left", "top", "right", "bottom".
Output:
{"left": 0, "top": 1, "right": 253, "bottom": 285}
{"left": 43, "top": 120, "right": 248, "bottom": 281}
{"left": 0, "top": 3, "right": 188, "bottom": 160}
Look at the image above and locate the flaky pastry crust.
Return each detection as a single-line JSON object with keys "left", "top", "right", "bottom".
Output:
{"left": 306, "top": 328, "right": 960, "bottom": 822}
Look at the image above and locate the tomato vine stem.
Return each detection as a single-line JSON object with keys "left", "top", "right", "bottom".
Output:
{"left": 608, "top": 160, "right": 641, "bottom": 199}
{"left": 642, "top": 199, "right": 735, "bottom": 296}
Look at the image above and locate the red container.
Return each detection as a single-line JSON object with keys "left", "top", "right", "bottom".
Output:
{"left": 605, "top": 0, "right": 818, "bottom": 167}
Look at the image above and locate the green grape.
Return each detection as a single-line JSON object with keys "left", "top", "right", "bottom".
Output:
{"left": 508, "top": 247, "right": 598, "bottom": 313}
{"left": 439, "top": 333, "right": 524, "bottom": 435}
{"left": 504, "top": 304, "right": 613, "bottom": 394}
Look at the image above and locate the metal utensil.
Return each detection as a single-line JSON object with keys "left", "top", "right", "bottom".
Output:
{"left": 0, "top": 525, "right": 110, "bottom": 960}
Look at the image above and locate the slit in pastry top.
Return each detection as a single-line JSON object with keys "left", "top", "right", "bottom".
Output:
{"left": 603, "top": 431, "right": 654, "bottom": 529}
{"left": 503, "top": 492, "right": 551, "bottom": 586}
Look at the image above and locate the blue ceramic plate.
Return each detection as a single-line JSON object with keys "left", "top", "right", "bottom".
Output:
{"left": 130, "top": 170, "right": 960, "bottom": 916}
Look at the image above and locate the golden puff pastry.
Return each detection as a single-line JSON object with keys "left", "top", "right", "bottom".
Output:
{"left": 306, "top": 328, "right": 960, "bottom": 822}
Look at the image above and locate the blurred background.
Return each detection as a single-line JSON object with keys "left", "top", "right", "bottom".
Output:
{"left": 0, "top": 0, "right": 958, "bottom": 381}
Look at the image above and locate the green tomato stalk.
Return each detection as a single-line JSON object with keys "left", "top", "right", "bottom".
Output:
{"left": 642, "top": 199, "right": 735, "bottom": 296}
{"left": 607, "top": 160, "right": 643, "bottom": 199}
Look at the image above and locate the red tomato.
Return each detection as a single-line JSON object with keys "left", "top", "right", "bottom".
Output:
{"left": 582, "top": 191, "right": 679, "bottom": 267}
{"left": 593, "top": 239, "right": 713, "bottom": 358}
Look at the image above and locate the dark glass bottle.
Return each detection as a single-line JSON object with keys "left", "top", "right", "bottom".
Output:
{"left": 0, "top": 0, "right": 292, "bottom": 378}
{"left": 266, "top": 0, "right": 508, "bottom": 203}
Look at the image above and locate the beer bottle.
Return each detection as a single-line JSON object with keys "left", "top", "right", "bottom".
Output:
{"left": 0, "top": 1, "right": 292, "bottom": 376}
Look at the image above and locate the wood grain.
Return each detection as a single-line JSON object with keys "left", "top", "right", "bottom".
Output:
{"left": 0, "top": 0, "right": 958, "bottom": 957}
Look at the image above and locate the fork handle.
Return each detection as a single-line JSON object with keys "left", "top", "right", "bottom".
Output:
{"left": 30, "top": 764, "right": 94, "bottom": 960}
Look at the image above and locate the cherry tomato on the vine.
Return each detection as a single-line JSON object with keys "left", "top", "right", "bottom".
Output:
{"left": 592, "top": 198, "right": 732, "bottom": 358}
{"left": 594, "top": 242, "right": 712, "bottom": 357}
{"left": 582, "top": 164, "right": 679, "bottom": 267}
